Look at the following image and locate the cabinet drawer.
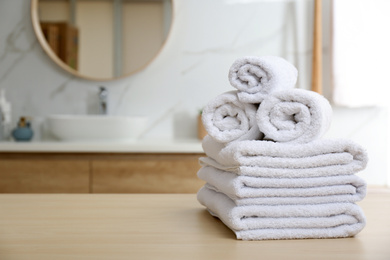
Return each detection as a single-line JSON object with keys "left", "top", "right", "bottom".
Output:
{"left": 92, "top": 154, "right": 204, "bottom": 193}
{"left": 0, "top": 159, "right": 90, "bottom": 193}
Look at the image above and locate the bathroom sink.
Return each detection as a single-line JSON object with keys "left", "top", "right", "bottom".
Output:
{"left": 47, "top": 115, "right": 148, "bottom": 141}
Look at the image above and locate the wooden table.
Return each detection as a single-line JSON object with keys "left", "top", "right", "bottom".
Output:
{"left": 0, "top": 189, "right": 389, "bottom": 260}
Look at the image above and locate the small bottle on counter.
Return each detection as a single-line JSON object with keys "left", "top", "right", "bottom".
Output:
{"left": 12, "top": 117, "right": 34, "bottom": 142}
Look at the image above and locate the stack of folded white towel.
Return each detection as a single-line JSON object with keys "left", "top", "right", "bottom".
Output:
{"left": 197, "top": 56, "right": 368, "bottom": 241}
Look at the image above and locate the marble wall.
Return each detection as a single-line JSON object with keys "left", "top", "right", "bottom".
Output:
{"left": 0, "top": 0, "right": 324, "bottom": 139}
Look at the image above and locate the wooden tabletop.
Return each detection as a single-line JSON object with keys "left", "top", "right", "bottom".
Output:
{"left": 0, "top": 189, "right": 389, "bottom": 260}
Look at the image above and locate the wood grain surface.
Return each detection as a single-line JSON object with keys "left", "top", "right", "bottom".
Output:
{"left": 0, "top": 189, "right": 389, "bottom": 259}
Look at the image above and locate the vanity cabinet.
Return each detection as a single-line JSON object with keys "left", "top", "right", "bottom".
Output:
{"left": 0, "top": 152, "right": 204, "bottom": 194}
{"left": 92, "top": 154, "right": 204, "bottom": 193}
{"left": 0, "top": 153, "right": 90, "bottom": 193}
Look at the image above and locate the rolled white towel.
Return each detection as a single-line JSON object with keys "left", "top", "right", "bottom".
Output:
{"left": 201, "top": 91, "right": 263, "bottom": 143}
{"left": 200, "top": 135, "right": 368, "bottom": 178}
{"left": 197, "top": 166, "right": 367, "bottom": 205}
{"left": 228, "top": 56, "right": 298, "bottom": 103}
{"left": 257, "top": 88, "right": 332, "bottom": 143}
{"left": 197, "top": 186, "right": 366, "bottom": 240}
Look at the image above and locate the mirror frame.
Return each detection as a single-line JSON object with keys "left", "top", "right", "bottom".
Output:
{"left": 30, "top": 0, "right": 174, "bottom": 82}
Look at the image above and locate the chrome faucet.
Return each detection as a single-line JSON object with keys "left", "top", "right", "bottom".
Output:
{"left": 98, "top": 86, "right": 108, "bottom": 114}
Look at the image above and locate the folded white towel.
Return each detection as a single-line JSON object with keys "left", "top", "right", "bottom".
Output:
{"left": 197, "top": 166, "right": 367, "bottom": 205}
{"left": 200, "top": 135, "right": 368, "bottom": 178}
{"left": 257, "top": 88, "right": 332, "bottom": 143}
{"left": 228, "top": 56, "right": 298, "bottom": 103}
{"left": 201, "top": 90, "right": 263, "bottom": 143}
{"left": 197, "top": 186, "right": 366, "bottom": 240}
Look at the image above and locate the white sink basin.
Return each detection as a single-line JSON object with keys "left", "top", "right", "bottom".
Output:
{"left": 47, "top": 115, "right": 148, "bottom": 141}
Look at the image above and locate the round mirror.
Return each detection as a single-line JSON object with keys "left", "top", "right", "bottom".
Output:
{"left": 31, "top": 0, "right": 173, "bottom": 81}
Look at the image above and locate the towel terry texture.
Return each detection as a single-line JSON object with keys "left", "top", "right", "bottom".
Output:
{"left": 197, "top": 166, "right": 367, "bottom": 205}
{"left": 196, "top": 55, "right": 368, "bottom": 241}
{"left": 228, "top": 56, "right": 298, "bottom": 103}
{"left": 201, "top": 91, "right": 263, "bottom": 143}
{"left": 197, "top": 187, "right": 366, "bottom": 241}
{"left": 200, "top": 135, "right": 368, "bottom": 177}
{"left": 257, "top": 88, "right": 332, "bottom": 143}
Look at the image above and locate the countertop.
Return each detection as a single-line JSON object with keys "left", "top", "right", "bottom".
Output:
{"left": 0, "top": 138, "right": 204, "bottom": 153}
{"left": 0, "top": 189, "right": 389, "bottom": 259}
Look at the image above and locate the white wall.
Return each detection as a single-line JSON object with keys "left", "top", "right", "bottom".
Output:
{"left": 0, "top": 0, "right": 387, "bottom": 186}
{"left": 123, "top": 2, "right": 164, "bottom": 74}
{"left": 76, "top": 1, "right": 114, "bottom": 78}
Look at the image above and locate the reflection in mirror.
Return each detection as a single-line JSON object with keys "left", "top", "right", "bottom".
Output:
{"left": 34, "top": 0, "right": 173, "bottom": 80}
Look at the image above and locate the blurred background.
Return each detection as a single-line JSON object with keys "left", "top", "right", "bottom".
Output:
{"left": 0, "top": 0, "right": 388, "bottom": 188}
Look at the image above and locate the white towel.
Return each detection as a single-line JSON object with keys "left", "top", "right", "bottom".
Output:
{"left": 197, "top": 166, "right": 367, "bottom": 205}
{"left": 257, "top": 88, "right": 332, "bottom": 143}
{"left": 201, "top": 90, "right": 263, "bottom": 143}
{"left": 228, "top": 56, "right": 298, "bottom": 103}
{"left": 197, "top": 186, "right": 366, "bottom": 240}
{"left": 200, "top": 135, "right": 368, "bottom": 178}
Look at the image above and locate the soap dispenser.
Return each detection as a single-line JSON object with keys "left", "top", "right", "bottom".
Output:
{"left": 12, "top": 117, "right": 33, "bottom": 142}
